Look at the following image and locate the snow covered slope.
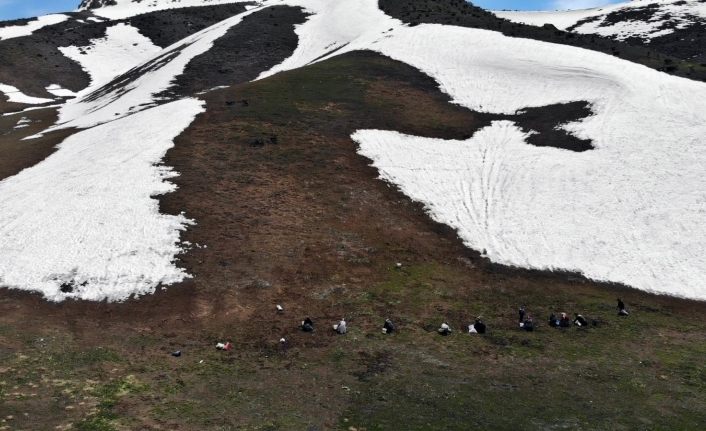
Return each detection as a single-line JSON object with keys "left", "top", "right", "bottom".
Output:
{"left": 0, "top": 0, "right": 705, "bottom": 301}
{"left": 0, "top": 99, "right": 203, "bottom": 301}
{"left": 52, "top": 5, "right": 262, "bottom": 130}
{"left": 0, "top": 83, "right": 54, "bottom": 104}
{"left": 59, "top": 23, "right": 161, "bottom": 89}
{"left": 495, "top": 0, "right": 706, "bottom": 42}
{"left": 78, "top": 0, "right": 256, "bottom": 19}
{"left": 0, "top": 14, "right": 69, "bottom": 41}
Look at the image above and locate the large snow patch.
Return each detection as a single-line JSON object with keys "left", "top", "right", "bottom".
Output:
{"left": 0, "top": 99, "right": 204, "bottom": 302}
{"left": 0, "top": 14, "right": 68, "bottom": 41}
{"left": 59, "top": 23, "right": 162, "bottom": 90}
{"left": 0, "top": 83, "right": 53, "bottom": 105}
{"left": 354, "top": 123, "right": 706, "bottom": 299}
{"left": 79, "top": 0, "right": 256, "bottom": 19}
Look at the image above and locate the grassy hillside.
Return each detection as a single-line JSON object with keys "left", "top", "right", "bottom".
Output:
{"left": 0, "top": 52, "right": 704, "bottom": 430}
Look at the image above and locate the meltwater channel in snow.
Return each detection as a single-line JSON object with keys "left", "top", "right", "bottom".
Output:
{"left": 0, "top": 99, "right": 204, "bottom": 302}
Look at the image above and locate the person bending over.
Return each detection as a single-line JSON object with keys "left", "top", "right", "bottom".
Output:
{"left": 301, "top": 317, "right": 314, "bottom": 332}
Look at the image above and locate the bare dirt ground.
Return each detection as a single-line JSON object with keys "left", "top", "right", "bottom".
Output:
{"left": 0, "top": 52, "right": 704, "bottom": 430}
{"left": 0, "top": 107, "right": 75, "bottom": 180}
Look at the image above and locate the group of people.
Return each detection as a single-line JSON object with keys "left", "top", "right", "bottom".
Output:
{"left": 547, "top": 312, "right": 587, "bottom": 328}
{"left": 299, "top": 317, "right": 396, "bottom": 335}
{"left": 437, "top": 317, "right": 486, "bottom": 336}
{"left": 518, "top": 306, "right": 593, "bottom": 331}
{"left": 296, "top": 299, "right": 629, "bottom": 338}
{"left": 531, "top": 298, "right": 629, "bottom": 330}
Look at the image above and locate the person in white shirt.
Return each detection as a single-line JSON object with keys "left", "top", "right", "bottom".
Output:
{"left": 333, "top": 318, "right": 347, "bottom": 334}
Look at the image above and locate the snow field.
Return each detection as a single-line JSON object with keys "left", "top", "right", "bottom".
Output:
{"left": 58, "top": 23, "right": 162, "bottom": 90}
{"left": 53, "top": 7, "right": 262, "bottom": 130}
{"left": 494, "top": 0, "right": 706, "bottom": 41}
{"left": 0, "top": 83, "right": 54, "bottom": 105}
{"left": 0, "top": 14, "right": 68, "bottom": 41}
{"left": 46, "top": 84, "right": 78, "bottom": 98}
{"left": 0, "top": 99, "right": 205, "bottom": 301}
{"left": 78, "top": 0, "right": 256, "bottom": 19}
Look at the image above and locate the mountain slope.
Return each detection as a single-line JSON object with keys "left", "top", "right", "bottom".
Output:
{"left": 496, "top": 0, "right": 706, "bottom": 64}
{"left": 0, "top": 0, "right": 705, "bottom": 301}
{"left": 1, "top": 1, "right": 705, "bottom": 430}
{"left": 2, "top": 43, "right": 705, "bottom": 431}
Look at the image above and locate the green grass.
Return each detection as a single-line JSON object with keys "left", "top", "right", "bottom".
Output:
{"left": 73, "top": 376, "right": 146, "bottom": 431}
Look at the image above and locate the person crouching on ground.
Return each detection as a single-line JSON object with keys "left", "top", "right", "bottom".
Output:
{"left": 333, "top": 318, "right": 347, "bottom": 334}
{"left": 522, "top": 315, "right": 534, "bottom": 332}
{"left": 301, "top": 317, "right": 314, "bottom": 332}
{"left": 617, "top": 298, "right": 629, "bottom": 316}
{"left": 549, "top": 313, "right": 559, "bottom": 328}
{"left": 383, "top": 318, "right": 395, "bottom": 334}
{"left": 468, "top": 317, "right": 486, "bottom": 334}
{"left": 438, "top": 322, "right": 452, "bottom": 336}
{"left": 574, "top": 313, "right": 588, "bottom": 327}
{"left": 559, "top": 312, "right": 571, "bottom": 328}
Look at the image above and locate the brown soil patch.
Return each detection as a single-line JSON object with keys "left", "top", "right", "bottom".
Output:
{"left": 0, "top": 107, "right": 75, "bottom": 181}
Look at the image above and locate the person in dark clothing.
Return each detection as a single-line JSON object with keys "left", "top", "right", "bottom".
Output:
{"left": 617, "top": 298, "right": 629, "bottom": 316}
{"left": 518, "top": 306, "right": 526, "bottom": 324}
{"left": 383, "top": 318, "right": 395, "bottom": 334}
{"left": 548, "top": 313, "right": 559, "bottom": 328}
{"left": 522, "top": 315, "right": 534, "bottom": 332}
{"left": 301, "top": 317, "right": 314, "bottom": 332}
{"left": 473, "top": 317, "right": 487, "bottom": 334}
{"left": 574, "top": 313, "right": 588, "bottom": 327}
{"left": 559, "top": 312, "right": 571, "bottom": 328}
